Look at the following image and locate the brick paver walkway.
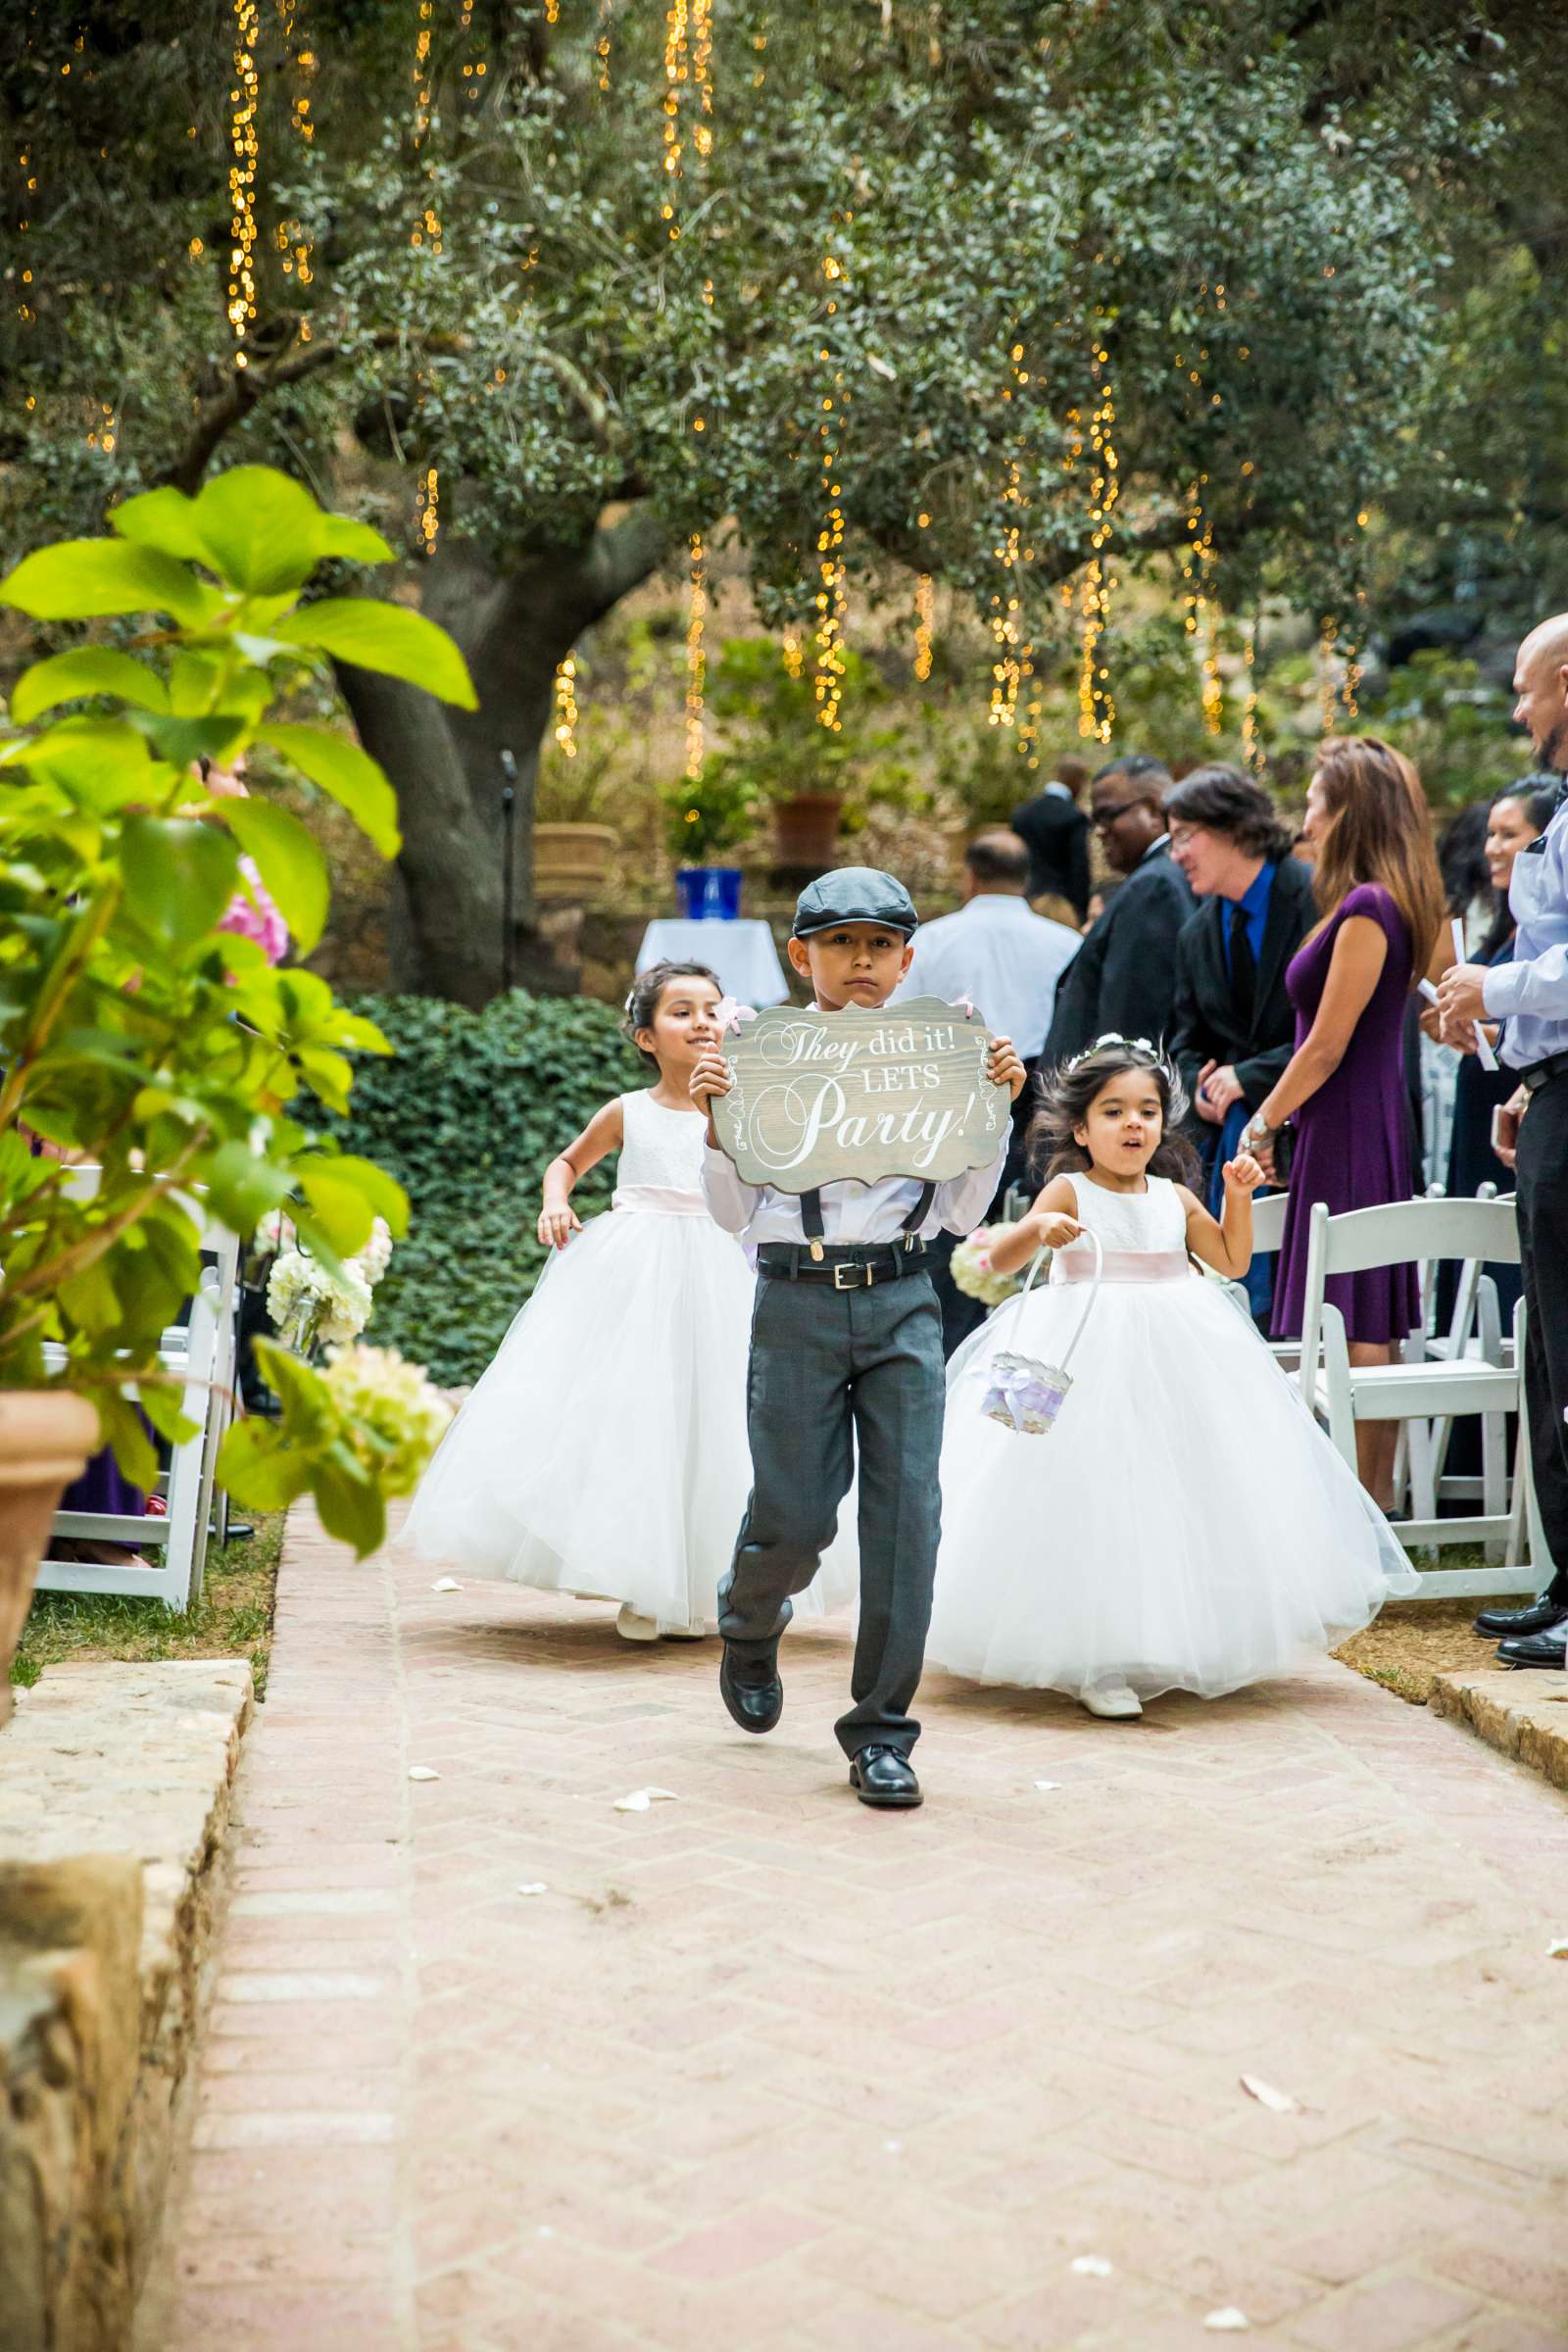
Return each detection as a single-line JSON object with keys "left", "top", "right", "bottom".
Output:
{"left": 156, "top": 1506, "right": 1568, "bottom": 2350}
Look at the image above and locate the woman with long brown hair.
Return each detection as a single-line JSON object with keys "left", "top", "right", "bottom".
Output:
{"left": 1242, "top": 736, "right": 1445, "bottom": 1504}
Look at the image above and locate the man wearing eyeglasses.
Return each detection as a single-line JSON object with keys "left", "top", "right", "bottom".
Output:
{"left": 1044, "top": 753, "right": 1196, "bottom": 1062}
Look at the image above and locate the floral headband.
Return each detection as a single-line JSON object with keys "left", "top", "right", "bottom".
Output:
{"left": 1064, "top": 1031, "right": 1177, "bottom": 1084}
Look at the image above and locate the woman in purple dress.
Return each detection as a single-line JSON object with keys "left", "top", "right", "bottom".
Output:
{"left": 1243, "top": 737, "right": 1445, "bottom": 1505}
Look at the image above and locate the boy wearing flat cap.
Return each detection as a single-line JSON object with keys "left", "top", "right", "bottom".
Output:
{"left": 693, "top": 867, "right": 1025, "bottom": 1808}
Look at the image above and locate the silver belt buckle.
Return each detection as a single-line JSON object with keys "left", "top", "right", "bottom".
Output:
{"left": 832, "top": 1260, "right": 872, "bottom": 1290}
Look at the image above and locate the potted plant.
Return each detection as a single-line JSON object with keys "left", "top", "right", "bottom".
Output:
{"left": 0, "top": 466, "right": 470, "bottom": 1709}
{"left": 659, "top": 766, "right": 760, "bottom": 918}
{"left": 706, "top": 637, "right": 895, "bottom": 873}
{"left": 531, "top": 699, "right": 620, "bottom": 903}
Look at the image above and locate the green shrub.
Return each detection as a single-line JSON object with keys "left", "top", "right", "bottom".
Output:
{"left": 325, "top": 992, "right": 645, "bottom": 1386}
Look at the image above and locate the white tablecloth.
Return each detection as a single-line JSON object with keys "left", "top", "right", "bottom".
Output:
{"left": 635, "top": 918, "right": 792, "bottom": 1007}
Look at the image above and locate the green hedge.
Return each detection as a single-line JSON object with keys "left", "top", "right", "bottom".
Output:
{"left": 324, "top": 992, "right": 645, "bottom": 1386}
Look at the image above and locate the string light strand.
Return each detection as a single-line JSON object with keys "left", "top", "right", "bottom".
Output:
{"left": 227, "top": 0, "right": 261, "bottom": 363}
{"left": 685, "top": 534, "right": 707, "bottom": 779}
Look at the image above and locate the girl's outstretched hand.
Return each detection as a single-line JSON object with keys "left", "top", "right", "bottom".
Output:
{"left": 1031, "top": 1210, "right": 1084, "bottom": 1251}
{"left": 1222, "top": 1152, "right": 1266, "bottom": 1194}
{"left": 537, "top": 1201, "right": 582, "bottom": 1250}
{"left": 987, "top": 1034, "right": 1028, "bottom": 1101}
{"left": 690, "top": 1050, "right": 734, "bottom": 1110}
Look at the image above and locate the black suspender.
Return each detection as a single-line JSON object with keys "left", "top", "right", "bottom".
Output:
{"left": 798, "top": 1179, "right": 936, "bottom": 1261}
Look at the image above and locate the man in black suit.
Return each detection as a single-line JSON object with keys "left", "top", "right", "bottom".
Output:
{"left": 1044, "top": 754, "right": 1195, "bottom": 1060}
{"left": 1011, "top": 755, "right": 1092, "bottom": 918}
{"left": 1165, "top": 762, "right": 1317, "bottom": 1317}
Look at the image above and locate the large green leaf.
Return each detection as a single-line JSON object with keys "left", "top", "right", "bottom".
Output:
{"left": 128, "top": 711, "right": 249, "bottom": 768}
{"left": 311, "top": 1449, "right": 386, "bottom": 1559}
{"left": 318, "top": 514, "right": 395, "bottom": 564}
{"left": 11, "top": 649, "right": 171, "bottom": 723}
{"left": 199, "top": 1139, "right": 293, "bottom": 1236}
{"left": 22, "top": 719, "right": 157, "bottom": 812}
{"left": 257, "top": 723, "right": 401, "bottom": 855}
{"left": 0, "top": 539, "right": 208, "bottom": 625}
{"left": 218, "top": 1415, "right": 314, "bottom": 1511}
{"left": 222, "top": 795, "right": 329, "bottom": 955}
{"left": 190, "top": 467, "right": 326, "bottom": 594}
{"left": 119, "top": 814, "right": 238, "bottom": 947}
{"left": 110, "top": 486, "right": 213, "bottom": 564}
{"left": 272, "top": 599, "right": 477, "bottom": 710}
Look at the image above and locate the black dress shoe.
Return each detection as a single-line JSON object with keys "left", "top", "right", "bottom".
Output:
{"left": 849, "top": 1745, "right": 922, "bottom": 1809}
{"left": 1474, "top": 1595, "right": 1568, "bottom": 1639}
{"left": 1496, "top": 1630, "right": 1568, "bottom": 1670}
{"left": 719, "top": 1639, "right": 782, "bottom": 1735}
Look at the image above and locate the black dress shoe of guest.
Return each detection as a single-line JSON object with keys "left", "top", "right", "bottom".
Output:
{"left": 1474, "top": 1596, "right": 1568, "bottom": 1639}
{"left": 1495, "top": 1630, "right": 1568, "bottom": 1670}
{"left": 849, "top": 1745, "right": 923, "bottom": 1809}
{"left": 719, "top": 1640, "right": 782, "bottom": 1734}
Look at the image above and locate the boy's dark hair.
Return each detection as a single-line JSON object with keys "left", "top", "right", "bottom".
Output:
{"left": 1027, "top": 1039, "right": 1201, "bottom": 1187}
{"left": 1162, "top": 762, "right": 1295, "bottom": 861}
{"left": 623, "top": 960, "right": 720, "bottom": 1069}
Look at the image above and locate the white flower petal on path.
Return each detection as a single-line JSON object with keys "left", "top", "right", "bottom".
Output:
{"left": 516, "top": 1883, "right": 550, "bottom": 1897}
{"left": 1239, "top": 2074, "right": 1299, "bottom": 2115}
{"left": 1204, "top": 2310, "right": 1250, "bottom": 2332}
{"left": 1069, "top": 2255, "right": 1113, "bottom": 2278}
{"left": 613, "top": 1787, "right": 679, "bottom": 1813}
{"left": 408, "top": 1765, "right": 440, "bottom": 1783}
{"left": 1034, "top": 1779, "right": 1062, "bottom": 1791}
{"left": 431, "top": 1577, "right": 463, "bottom": 1592}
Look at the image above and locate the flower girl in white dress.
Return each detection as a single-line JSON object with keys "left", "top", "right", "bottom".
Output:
{"left": 928, "top": 1037, "right": 1416, "bottom": 1717}
{"left": 405, "top": 963, "right": 854, "bottom": 1639}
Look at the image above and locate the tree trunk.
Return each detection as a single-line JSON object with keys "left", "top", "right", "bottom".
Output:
{"left": 335, "top": 503, "right": 665, "bottom": 1005}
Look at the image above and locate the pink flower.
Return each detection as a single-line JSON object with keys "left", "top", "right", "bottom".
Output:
{"left": 712, "top": 996, "right": 758, "bottom": 1035}
{"left": 218, "top": 856, "right": 289, "bottom": 965}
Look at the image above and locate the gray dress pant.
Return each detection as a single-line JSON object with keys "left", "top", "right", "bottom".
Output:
{"left": 717, "top": 1265, "right": 946, "bottom": 1758}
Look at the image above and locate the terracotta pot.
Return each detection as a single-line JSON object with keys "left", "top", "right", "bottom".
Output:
{"left": 0, "top": 1391, "right": 100, "bottom": 1732}
{"left": 770, "top": 793, "right": 844, "bottom": 871}
{"left": 532, "top": 822, "right": 618, "bottom": 904}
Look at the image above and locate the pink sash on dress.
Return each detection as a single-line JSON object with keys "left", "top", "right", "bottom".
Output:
{"left": 612, "top": 1184, "right": 712, "bottom": 1217}
{"left": 1055, "top": 1247, "right": 1191, "bottom": 1285}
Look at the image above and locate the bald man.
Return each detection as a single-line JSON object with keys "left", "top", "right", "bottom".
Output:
{"left": 1440, "top": 615, "right": 1568, "bottom": 1663}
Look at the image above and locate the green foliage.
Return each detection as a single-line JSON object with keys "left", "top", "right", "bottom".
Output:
{"left": 703, "top": 637, "right": 908, "bottom": 809}
{"left": 0, "top": 466, "right": 476, "bottom": 1554}
{"left": 660, "top": 764, "right": 760, "bottom": 861}
{"left": 315, "top": 991, "right": 646, "bottom": 1388}
{"left": 1359, "top": 653, "right": 1524, "bottom": 810}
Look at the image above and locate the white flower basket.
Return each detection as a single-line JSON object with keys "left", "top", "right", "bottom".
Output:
{"left": 979, "top": 1229, "right": 1102, "bottom": 1436}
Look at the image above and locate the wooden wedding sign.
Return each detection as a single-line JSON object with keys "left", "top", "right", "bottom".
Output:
{"left": 710, "top": 997, "right": 1009, "bottom": 1194}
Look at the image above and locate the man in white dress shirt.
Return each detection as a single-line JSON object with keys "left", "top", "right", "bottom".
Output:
{"left": 895, "top": 830, "right": 1080, "bottom": 1348}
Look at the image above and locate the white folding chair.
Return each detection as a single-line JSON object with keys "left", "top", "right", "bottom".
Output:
{"left": 1296, "top": 1194, "right": 1540, "bottom": 1599}
{"left": 37, "top": 1182, "right": 241, "bottom": 1615}
{"left": 1245, "top": 1192, "right": 1298, "bottom": 1372}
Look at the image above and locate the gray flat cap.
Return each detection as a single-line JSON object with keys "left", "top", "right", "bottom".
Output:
{"left": 791, "top": 865, "right": 919, "bottom": 940}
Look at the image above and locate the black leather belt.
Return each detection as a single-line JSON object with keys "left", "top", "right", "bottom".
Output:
{"left": 757, "top": 1238, "right": 931, "bottom": 1288}
{"left": 1520, "top": 1051, "right": 1568, "bottom": 1095}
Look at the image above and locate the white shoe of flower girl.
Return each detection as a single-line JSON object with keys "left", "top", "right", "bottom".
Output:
{"left": 1080, "top": 1680, "right": 1143, "bottom": 1721}
{"left": 615, "top": 1605, "right": 661, "bottom": 1642}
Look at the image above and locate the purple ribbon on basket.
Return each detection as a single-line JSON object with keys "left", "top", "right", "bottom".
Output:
{"left": 981, "top": 1351, "right": 1072, "bottom": 1436}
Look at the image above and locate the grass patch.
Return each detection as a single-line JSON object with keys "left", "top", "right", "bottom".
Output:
{"left": 1335, "top": 1548, "right": 1519, "bottom": 1705}
{"left": 12, "top": 1511, "right": 284, "bottom": 1699}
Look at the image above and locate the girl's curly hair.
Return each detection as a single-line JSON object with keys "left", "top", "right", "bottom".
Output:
{"left": 1027, "top": 1038, "right": 1201, "bottom": 1186}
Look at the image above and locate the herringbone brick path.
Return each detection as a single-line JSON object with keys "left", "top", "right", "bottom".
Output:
{"left": 155, "top": 1504, "right": 1568, "bottom": 2351}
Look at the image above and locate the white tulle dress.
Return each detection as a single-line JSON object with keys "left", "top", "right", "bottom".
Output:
{"left": 927, "top": 1172, "right": 1418, "bottom": 1701}
{"left": 403, "top": 1089, "right": 854, "bottom": 1632}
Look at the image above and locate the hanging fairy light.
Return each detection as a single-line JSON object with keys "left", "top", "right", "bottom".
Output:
{"left": 814, "top": 372, "right": 849, "bottom": 733}
{"left": 553, "top": 656, "right": 579, "bottom": 759}
{"left": 1201, "top": 619, "right": 1225, "bottom": 736}
{"left": 685, "top": 533, "right": 708, "bottom": 779}
{"left": 781, "top": 630, "right": 805, "bottom": 680}
{"left": 692, "top": 0, "right": 713, "bottom": 160}
{"left": 596, "top": 0, "right": 613, "bottom": 91}
{"left": 411, "top": 0, "right": 434, "bottom": 149}
{"left": 227, "top": 0, "right": 262, "bottom": 363}
{"left": 1078, "top": 347, "right": 1120, "bottom": 744}
{"left": 415, "top": 465, "right": 439, "bottom": 552}
{"left": 913, "top": 575, "right": 935, "bottom": 684}
{"left": 277, "top": 2, "right": 317, "bottom": 306}
{"left": 16, "top": 147, "right": 35, "bottom": 329}
{"left": 660, "top": 0, "right": 691, "bottom": 240}
{"left": 1242, "top": 617, "right": 1263, "bottom": 775}
{"left": 1318, "top": 616, "right": 1340, "bottom": 735}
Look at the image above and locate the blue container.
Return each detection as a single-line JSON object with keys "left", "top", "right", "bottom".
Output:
{"left": 675, "top": 865, "right": 743, "bottom": 920}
